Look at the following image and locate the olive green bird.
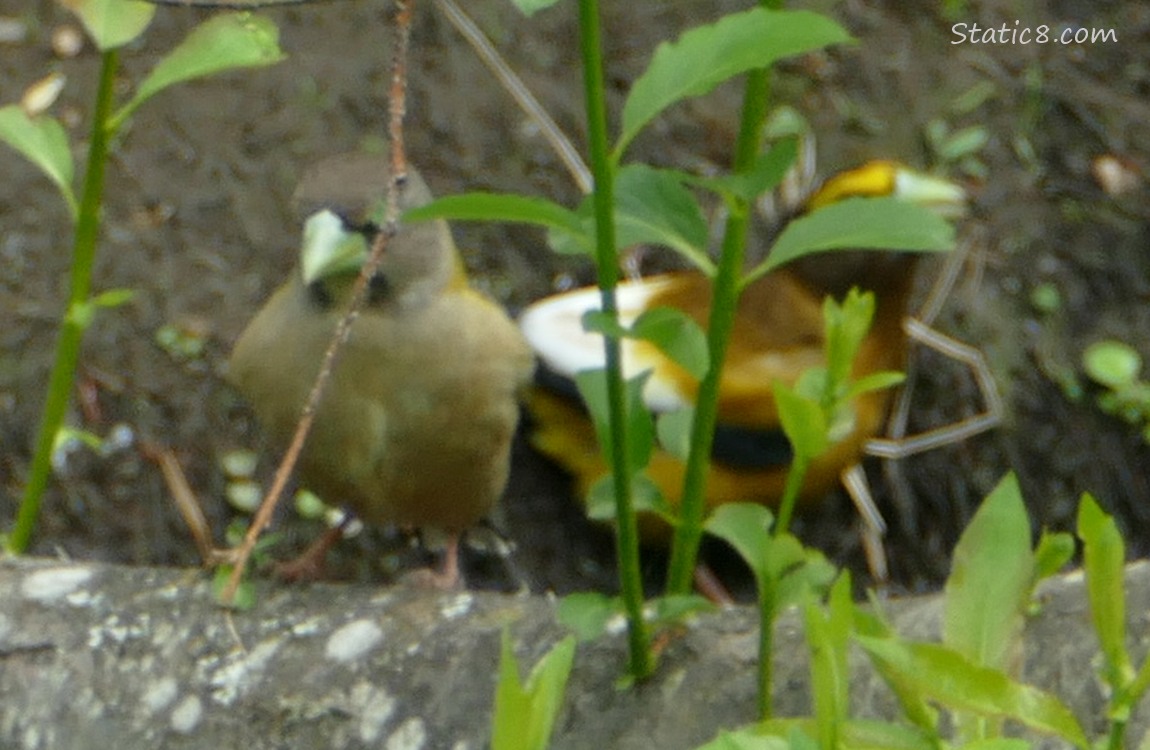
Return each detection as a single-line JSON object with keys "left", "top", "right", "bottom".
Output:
{"left": 228, "top": 153, "right": 534, "bottom": 587}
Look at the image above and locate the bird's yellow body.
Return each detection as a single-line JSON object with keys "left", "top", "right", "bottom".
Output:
{"left": 519, "top": 161, "right": 964, "bottom": 537}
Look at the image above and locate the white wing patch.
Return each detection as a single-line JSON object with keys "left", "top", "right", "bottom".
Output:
{"left": 519, "top": 278, "right": 691, "bottom": 412}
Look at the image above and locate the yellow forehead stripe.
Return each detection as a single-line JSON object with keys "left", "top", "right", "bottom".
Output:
{"left": 805, "top": 160, "right": 898, "bottom": 210}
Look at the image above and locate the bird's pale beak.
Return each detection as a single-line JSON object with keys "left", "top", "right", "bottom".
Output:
{"left": 893, "top": 168, "right": 968, "bottom": 220}
{"left": 300, "top": 210, "right": 371, "bottom": 286}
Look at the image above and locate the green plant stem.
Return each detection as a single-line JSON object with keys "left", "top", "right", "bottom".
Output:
{"left": 665, "top": 64, "right": 772, "bottom": 595}
{"left": 774, "top": 455, "right": 808, "bottom": 535}
{"left": 6, "top": 49, "right": 119, "bottom": 553}
{"left": 757, "top": 590, "right": 776, "bottom": 719}
{"left": 1107, "top": 722, "right": 1124, "bottom": 750}
{"left": 577, "top": 0, "right": 652, "bottom": 680}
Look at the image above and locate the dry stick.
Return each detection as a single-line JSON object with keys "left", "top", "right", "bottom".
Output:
{"left": 434, "top": 0, "right": 592, "bottom": 194}
{"left": 143, "top": 442, "right": 216, "bottom": 566}
{"left": 866, "top": 230, "right": 1002, "bottom": 459}
{"left": 389, "top": 0, "right": 413, "bottom": 188}
{"left": 219, "top": 0, "right": 416, "bottom": 605}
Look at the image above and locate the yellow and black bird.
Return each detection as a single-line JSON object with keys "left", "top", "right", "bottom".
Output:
{"left": 228, "top": 153, "right": 535, "bottom": 586}
{"left": 518, "top": 161, "right": 966, "bottom": 537}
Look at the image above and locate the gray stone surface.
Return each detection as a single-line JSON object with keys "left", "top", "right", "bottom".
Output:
{"left": 2, "top": 556, "right": 1148, "bottom": 749}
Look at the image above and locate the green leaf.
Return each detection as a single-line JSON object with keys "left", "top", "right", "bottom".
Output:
{"left": 557, "top": 592, "right": 620, "bottom": 641}
{"left": 408, "top": 191, "right": 584, "bottom": 234}
{"left": 580, "top": 310, "right": 626, "bottom": 339}
{"left": 847, "top": 371, "right": 905, "bottom": 399}
{"left": 0, "top": 106, "right": 77, "bottom": 218}
{"left": 787, "top": 727, "right": 818, "bottom": 750}
{"left": 936, "top": 125, "right": 990, "bottom": 163}
{"left": 943, "top": 472, "right": 1034, "bottom": 671}
{"left": 91, "top": 288, "right": 136, "bottom": 309}
{"left": 704, "top": 507, "right": 833, "bottom": 609}
{"left": 618, "top": 9, "right": 851, "bottom": 154}
{"left": 791, "top": 366, "right": 829, "bottom": 402}
{"left": 584, "top": 305, "right": 709, "bottom": 381}
{"left": 491, "top": 631, "right": 576, "bottom": 750}
{"left": 224, "top": 481, "right": 260, "bottom": 513}
{"left": 212, "top": 566, "right": 255, "bottom": 610}
{"left": 411, "top": 192, "right": 592, "bottom": 257}
{"left": 942, "top": 469, "right": 1043, "bottom": 746}
{"left": 67, "top": 299, "right": 98, "bottom": 330}
{"left": 694, "top": 728, "right": 791, "bottom": 749}
{"left": 509, "top": 0, "right": 562, "bottom": 16}
{"left": 630, "top": 306, "right": 709, "bottom": 380}
{"left": 551, "top": 165, "right": 713, "bottom": 267}
{"left": 854, "top": 602, "right": 940, "bottom": 734}
{"left": 61, "top": 0, "right": 154, "bottom": 51}
{"left": 575, "top": 368, "right": 654, "bottom": 473}
{"left": 155, "top": 322, "right": 207, "bottom": 360}
{"left": 959, "top": 741, "right": 1031, "bottom": 750}
{"left": 492, "top": 635, "right": 535, "bottom": 750}
{"left": 585, "top": 471, "right": 668, "bottom": 522}
{"left": 772, "top": 381, "right": 827, "bottom": 459}
{"left": 1083, "top": 340, "right": 1142, "bottom": 389}
{"left": 1028, "top": 282, "right": 1062, "bottom": 315}
{"left": 856, "top": 637, "right": 1088, "bottom": 748}
{"left": 546, "top": 221, "right": 594, "bottom": 256}
{"left": 293, "top": 489, "right": 328, "bottom": 520}
{"left": 648, "top": 594, "right": 715, "bottom": 626}
{"left": 698, "top": 137, "right": 799, "bottom": 203}
{"left": 762, "top": 105, "right": 812, "bottom": 141}
{"left": 220, "top": 449, "right": 258, "bottom": 480}
{"left": 770, "top": 536, "right": 835, "bottom": 619}
{"left": 823, "top": 289, "right": 875, "bottom": 389}
{"left": 1128, "top": 659, "right": 1150, "bottom": 725}
{"left": 695, "top": 728, "right": 793, "bottom": 749}
{"left": 838, "top": 719, "right": 940, "bottom": 750}
{"left": 948, "top": 81, "right": 997, "bottom": 116}
{"left": 747, "top": 197, "right": 955, "bottom": 284}
{"left": 656, "top": 407, "right": 694, "bottom": 461}
{"left": 1033, "top": 530, "right": 1075, "bottom": 581}
{"left": 113, "top": 13, "right": 285, "bottom": 129}
{"left": 704, "top": 502, "right": 775, "bottom": 583}
{"left": 1077, "top": 493, "right": 1132, "bottom": 688}
{"left": 804, "top": 574, "right": 853, "bottom": 748}
{"left": 612, "top": 164, "right": 711, "bottom": 271}
{"left": 54, "top": 426, "right": 104, "bottom": 453}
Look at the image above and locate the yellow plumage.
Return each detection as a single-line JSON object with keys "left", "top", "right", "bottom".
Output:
{"left": 519, "top": 161, "right": 965, "bottom": 539}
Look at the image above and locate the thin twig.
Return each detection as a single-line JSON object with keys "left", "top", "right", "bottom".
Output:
{"left": 219, "top": 0, "right": 415, "bottom": 605}
{"left": 389, "top": 0, "right": 413, "bottom": 183}
{"left": 142, "top": 441, "right": 215, "bottom": 566}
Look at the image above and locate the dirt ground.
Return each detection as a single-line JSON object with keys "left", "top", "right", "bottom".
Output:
{"left": 1, "top": 0, "right": 1147, "bottom": 598}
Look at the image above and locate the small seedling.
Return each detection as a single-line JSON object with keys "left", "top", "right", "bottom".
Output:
{"left": 491, "top": 631, "right": 577, "bottom": 750}
{"left": 1083, "top": 340, "right": 1150, "bottom": 443}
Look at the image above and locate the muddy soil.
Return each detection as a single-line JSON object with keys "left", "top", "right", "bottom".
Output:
{"left": 1, "top": 0, "right": 1147, "bottom": 597}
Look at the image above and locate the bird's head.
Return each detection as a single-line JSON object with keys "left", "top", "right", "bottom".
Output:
{"left": 294, "top": 155, "right": 456, "bottom": 311}
{"left": 782, "top": 161, "right": 967, "bottom": 297}
{"left": 805, "top": 159, "right": 967, "bottom": 219}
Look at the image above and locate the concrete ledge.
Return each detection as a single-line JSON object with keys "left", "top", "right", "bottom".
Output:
{"left": 2, "top": 556, "right": 1147, "bottom": 749}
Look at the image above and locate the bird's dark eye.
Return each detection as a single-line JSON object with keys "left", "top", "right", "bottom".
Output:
{"left": 367, "top": 272, "right": 390, "bottom": 305}
{"left": 307, "top": 281, "right": 335, "bottom": 310}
